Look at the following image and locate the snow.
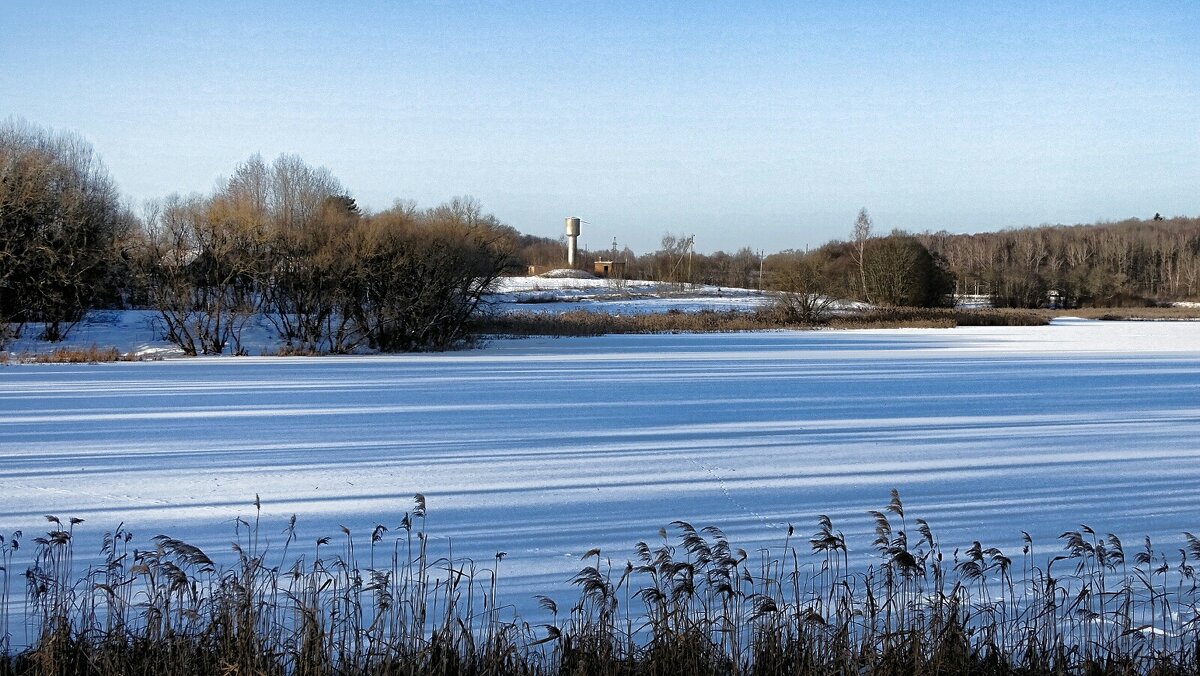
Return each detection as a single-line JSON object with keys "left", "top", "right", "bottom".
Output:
{"left": 4, "top": 319, "right": 1200, "bottom": 641}
{"left": 3, "top": 279, "right": 1200, "bottom": 643}
{"left": 3, "top": 277, "right": 777, "bottom": 359}
{"left": 3, "top": 310, "right": 283, "bottom": 359}
{"left": 487, "top": 275, "right": 775, "bottom": 315}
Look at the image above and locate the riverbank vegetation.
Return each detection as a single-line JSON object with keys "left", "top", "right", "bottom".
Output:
{"left": 3, "top": 492, "right": 1200, "bottom": 675}
{"left": 475, "top": 307, "right": 1051, "bottom": 338}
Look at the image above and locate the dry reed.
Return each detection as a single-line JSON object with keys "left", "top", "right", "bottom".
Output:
{"left": 2, "top": 491, "right": 1197, "bottom": 675}
{"left": 475, "top": 306, "right": 1049, "bottom": 338}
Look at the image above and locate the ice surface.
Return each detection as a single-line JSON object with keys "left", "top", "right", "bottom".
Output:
{"left": 4, "top": 319, "right": 1200, "bottom": 636}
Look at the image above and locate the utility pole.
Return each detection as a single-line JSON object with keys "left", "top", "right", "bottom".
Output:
{"left": 687, "top": 235, "right": 694, "bottom": 286}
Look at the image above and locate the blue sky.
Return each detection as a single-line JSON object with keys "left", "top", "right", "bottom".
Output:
{"left": 2, "top": 2, "right": 1196, "bottom": 253}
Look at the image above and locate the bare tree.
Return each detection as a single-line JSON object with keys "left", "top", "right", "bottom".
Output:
{"left": 238, "top": 154, "right": 349, "bottom": 351}
{"left": 655, "top": 232, "right": 695, "bottom": 287}
{"left": 139, "top": 194, "right": 265, "bottom": 355}
{"left": 347, "top": 200, "right": 516, "bottom": 351}
{"left": 849, "top": 208, "right": 873, "bottom": 304}
{"left": 0, "top": 119, "right": 129, "bottom": 342}
{"left": 767, "top": 254, "right": 836, "bottom": 323}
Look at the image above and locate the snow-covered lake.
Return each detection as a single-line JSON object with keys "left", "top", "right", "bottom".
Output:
{"left": 3, "top": 319, "right": 1200, "bottom": 626}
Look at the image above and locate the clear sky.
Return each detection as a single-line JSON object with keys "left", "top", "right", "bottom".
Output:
{"left": 2, "top": 1, "right": 1197, "bottom": 254}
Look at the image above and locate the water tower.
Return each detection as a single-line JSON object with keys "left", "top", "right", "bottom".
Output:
{"left": 565, "top": 217, "right": 581, "bottom": 267}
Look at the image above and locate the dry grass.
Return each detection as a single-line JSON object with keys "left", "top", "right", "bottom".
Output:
{"left": 476, "top": 306, "right": 1050, "bottom": 338}
{"left": 25, "top": 346, "right": 129, "bottom": 364}
{"left": 1042, "top": 306, "right": 1200, "bottom": 321}
{"left": 831, "top": 307, "right": 1049, "bottom": 329}
{"left": 261, "top": 344, "right": 330, "bottom": 357}
{"left": 474, "top": 308, "right": 796, "bottom": 337}
{"left": 3, "top": 491, "right": 1199, "bottom": 675}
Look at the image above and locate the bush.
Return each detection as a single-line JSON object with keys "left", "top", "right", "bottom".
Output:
{"left": 348, "top": 202, "right": 515, "bottom": 352}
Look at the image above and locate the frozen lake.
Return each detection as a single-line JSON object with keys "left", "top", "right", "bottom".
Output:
{"left": 3, "top": 319, "right": 1200, "bottom": 622}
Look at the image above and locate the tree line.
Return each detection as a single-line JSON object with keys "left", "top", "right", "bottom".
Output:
{"left": 2, "top": 121, "right": 516, "bottom": 353}
{"left": 514, "top": 216, "right": 956, "bottom": 307}
{"left": 916, "top": 218, "right": 1200, "bottom": 307}
{"left": 519, "top": 206, "right": 1200, "bottom": 312}
{"left": 4, "top": 119, "right": 1197, "bottom": 352}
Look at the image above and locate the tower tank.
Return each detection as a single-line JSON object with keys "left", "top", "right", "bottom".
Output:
{"left": 565, "top": 217, "right": 581, "bottom": 267}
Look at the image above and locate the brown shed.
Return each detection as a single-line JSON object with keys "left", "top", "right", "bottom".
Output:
{"left": 593, "top": 260, "right": 626, "bottom": 279}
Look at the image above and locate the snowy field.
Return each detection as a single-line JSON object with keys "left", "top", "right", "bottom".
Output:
{"left": 489, "top": 274, "right": 776, "bottom": 315}
{"left": 4, "top": 319, "right": 1200, "bottom": 637}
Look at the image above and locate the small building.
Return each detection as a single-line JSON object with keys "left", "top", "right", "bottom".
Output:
{"left": 593, "top": 260, "right": 626, "bottom": 279}
{"left": 1047, "top": 289, "right": 1064, "bottom": 309}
